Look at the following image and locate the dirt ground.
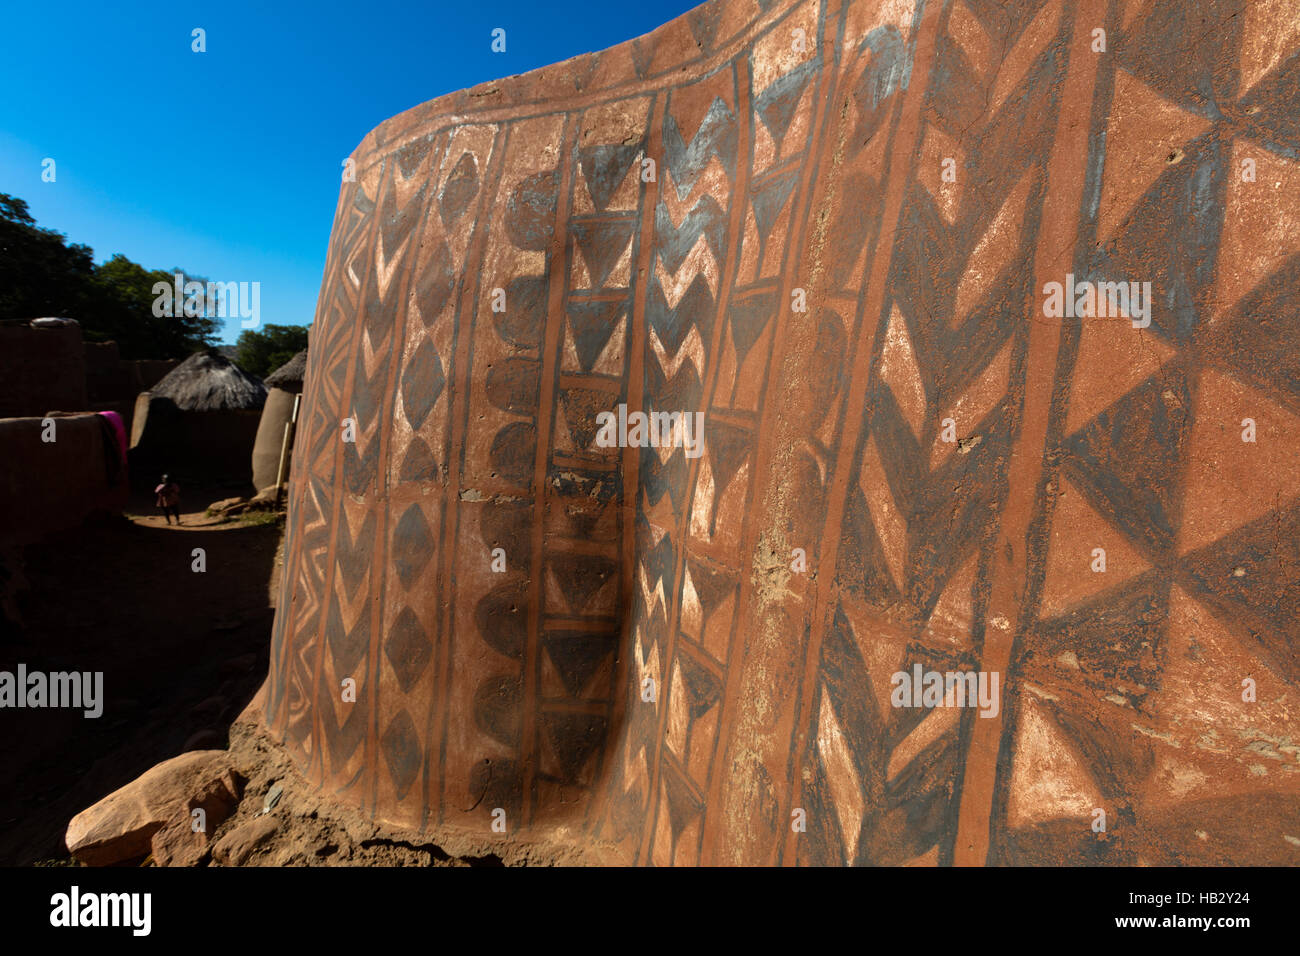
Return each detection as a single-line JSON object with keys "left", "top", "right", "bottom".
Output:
{"left": 0, "top": 484, "right": 597, "bottom": 866}
{"left": 0, "top": 484, "right": 281, "bottom": 865}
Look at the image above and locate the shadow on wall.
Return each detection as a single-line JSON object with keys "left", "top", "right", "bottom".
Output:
{"left": 0, "top": 322, "right": 87, "bottom": 418}
{"left": 0, "top": 513, "right": 282, "bottom": 865}
{"left": 130, "top": 395, "right": 263, "bottom": 490}
{"left": 0, "top": 413, "right": 129, "bottom": 552}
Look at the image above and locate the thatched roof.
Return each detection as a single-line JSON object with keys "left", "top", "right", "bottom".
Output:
{"left": 150, "top": 350, "right": 267, "bottom": 411}
{"left": 264, "top": 350, "right": 308, "bottom": 389}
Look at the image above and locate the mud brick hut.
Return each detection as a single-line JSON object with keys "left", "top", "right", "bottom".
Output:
{"left": 130, "top": 350, "right": 266, "bottom": 485}
{"left": 251, "top": 349, "right": 307, "bottom": 493}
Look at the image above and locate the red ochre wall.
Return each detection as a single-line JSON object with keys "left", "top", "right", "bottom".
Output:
{"left": 260, "top": 0, "right": 1300, "bottom": 866}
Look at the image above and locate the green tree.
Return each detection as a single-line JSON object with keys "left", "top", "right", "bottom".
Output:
{"left": 0, "top": 194, "right": 97, "bottom": 321}
{"left": 91, "top": 255, "right": 221, "bottom": 357}
{"left": 0, "top": 192, "right": 220, "bottom": 359}
{"left": 234, "top": 324, "right": 310, "bottom": 379}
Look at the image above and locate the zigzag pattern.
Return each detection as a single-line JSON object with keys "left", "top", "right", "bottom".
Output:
{"left": 263, "top": 0, "right": 1300, "bottom": 865}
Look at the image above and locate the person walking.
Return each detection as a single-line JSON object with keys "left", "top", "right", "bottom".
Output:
{"left": 155, "top": 474, "right": 182, "bottom": 525}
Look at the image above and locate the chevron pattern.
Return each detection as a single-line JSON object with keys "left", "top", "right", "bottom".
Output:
{"left": 264, "top": 0, "right": 1300, "bottom": 865}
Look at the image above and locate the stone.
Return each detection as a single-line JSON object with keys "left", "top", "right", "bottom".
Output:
{"left": 66, "top": 751, "right": 244, "bottom": 866}
{"left": 246, "top": 488, "right": 281, "bottom": 510}
{"left": 211, "top": 815, "right": 279, "bottom": 866}
{"left": 261, "top": 782, "right": 283, "bottom": 814}
{"left": 256, "top": 0, "right": 1300, "bottom": 866}
{"left": 150, "top": 779, "right": 240, "bottom": 866}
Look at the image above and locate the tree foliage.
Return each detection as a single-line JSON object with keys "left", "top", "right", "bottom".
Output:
{"left": 0, "top": 192, "right": 221, "bottom": 359}
{"left": 234, "top": 324, "right": 310, "bottom": 379}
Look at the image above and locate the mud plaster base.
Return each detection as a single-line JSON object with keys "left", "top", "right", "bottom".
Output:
{"left": 207, "top": 693, "right": 620, "bottom": 866}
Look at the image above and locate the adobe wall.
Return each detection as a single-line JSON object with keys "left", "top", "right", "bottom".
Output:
{"left": 0, "top": 413, "right": 128, "bottom": 548}
{"left": 0, "top": 325, "right": 87, "bottom": 418}
{"left": 262, "top": 0, "right": 1300, "bottom": 865}
{"left": 85, "top": 341, "right": 180, "bottom": 404}
{"left": 251, "top": 388, "right": 300, "bottom": 493}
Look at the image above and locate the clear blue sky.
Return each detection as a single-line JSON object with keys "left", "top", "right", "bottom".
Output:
{"left": 0, "top": 0, "right": 699, "bottom": 343}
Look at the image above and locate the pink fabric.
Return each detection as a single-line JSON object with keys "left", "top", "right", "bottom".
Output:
{"left": 97, "top": 410, "right": 127, "bottom": 460}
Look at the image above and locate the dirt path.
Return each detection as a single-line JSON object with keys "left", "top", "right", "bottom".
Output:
{"left": 0, "top": 490, "right": 283, "bottom": 865}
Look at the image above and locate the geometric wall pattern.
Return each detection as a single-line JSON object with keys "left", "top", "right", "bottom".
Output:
{"left": 264, "top": 0, "right": 1300, "bottom": 864}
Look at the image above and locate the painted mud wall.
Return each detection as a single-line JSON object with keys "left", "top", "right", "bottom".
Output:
{"left": 263, "top": 0, "right": 1300, "bottom": 865}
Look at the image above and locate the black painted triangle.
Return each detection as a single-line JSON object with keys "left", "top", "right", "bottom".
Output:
{"left": 399, "top": 437, "right": 440, "bottom": 483}
{"left": 552, "top": 471, "right": 619, "bottom": 538}
{"left": 1064, "top": 371, "right": 1191, "bottom": 558}
{"left": 703, "top": 420, "right": 752, "bottom": 534}
{"left": 326, "top": 593, "right": 370, "bottom": 678}
{"left": 325, "top": 701, "right": 367, "bottom": 768}
{"left": 838, "top": 487, "right": 903, "bottom": 606}
{"left": 729, "top": 289, "right": 777, "bottom": 370}
{"left": 1200, "top": 254, "right": 1300, "bottom": 405}
{"left": 678, "top": 653, "right": 721, "bottom": 719}
{"left": 640, "top": 519, "right": 678, "bottom": 613}
{"left": 395, "top": 138, "right": 431, "bottom": 179}
{"left": 755, "top": 60, "right": 816, "bottom": 153}
{"left": 685, "top": 556, "right": 736, "bottom": 625}
{"left": 336, "top": 510, "right": 375, "bottom": 598}
{"left": 1180, "top": 499, "right": 1300, "bottom": 683}
{"left": 549, "top": 553, "right": 618, "bottom": 614}
{"left": 439, "top": 151, "right": 479, "bottom": 227}
{"left": 686, "top": 6, "right": 720, "bottom": 51}
{"left": 578, "top": 144, "right": 641, "bottom": 212}
{"left": 378, "top": 179, "right": 425, "bottom": 259}
{"left": 566, "top": 298, "right": 626, "bottom": 372}
{"left": 541, "top": 711, "right": 608, "bottom": 782}
{"left": 542, "top": 630, "right": 617, "bottom": 697}
{"left": 751, "top": 167, "right": 799, "bottom": 240}
{"left": 571, "top": 218, "right": 635, "bottom": 289}
{"left": 661, "top": 763, "right": 703, "bottom": 836}
{"left": 1035, "top": 574, "right": 1169, "bottom": 705}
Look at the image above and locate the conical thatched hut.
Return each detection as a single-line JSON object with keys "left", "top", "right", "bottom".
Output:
{"left": 130, "top": 350, "right": 266, "bottom": 484}
{"left": 252, "top": 349, "right": 307, "bottom": 492}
